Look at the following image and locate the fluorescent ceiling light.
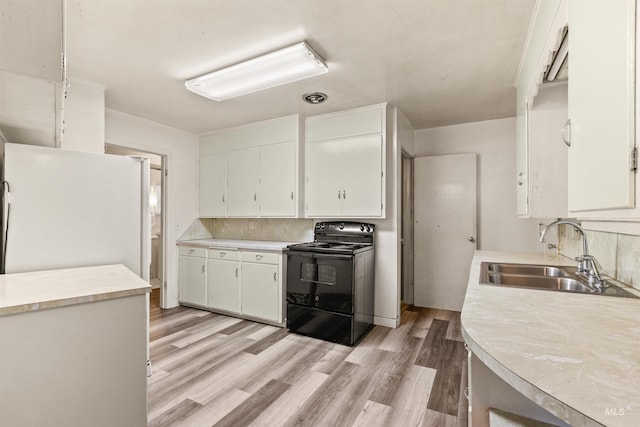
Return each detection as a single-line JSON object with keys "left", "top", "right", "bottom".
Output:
{"left": 185, "top": 42, "right": 328, "bottom": 101}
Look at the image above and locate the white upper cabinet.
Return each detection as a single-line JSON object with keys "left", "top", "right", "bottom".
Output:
{"left": 260, "top": 142, "right": 297, "bottom": 217}
{"left": 515, "top": 0, "right": 569, "bottom": 219}
{"left": 567, "top": 0, "right": 636, "bottom": 212}
{"left": 227, "top": 148, "right": 260, "bottom": 217}
{"left": 515, "top": 99, "right": 529, "bottom": 217}
{"left": 199, "top": 115, "right": 301, "bottom": 218}
{"left": 199, "top": 152, "right": 226, "bottom": 217}
{"left": 305, "top": 104, "right": 387, "bottom": 218}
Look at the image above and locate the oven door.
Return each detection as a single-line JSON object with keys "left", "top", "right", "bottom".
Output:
{"left": 286, "top": 251, "right": 354, "bottom": 314}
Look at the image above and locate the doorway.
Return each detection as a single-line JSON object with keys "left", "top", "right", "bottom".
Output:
{"left": 105, "top": 144, "right": 166, "bottom": 304}
{"left": 413, "top": 153, "right": 477, "bottom": 311}
{"left": 401, "top": 150, "right": 415, "bottom": 305}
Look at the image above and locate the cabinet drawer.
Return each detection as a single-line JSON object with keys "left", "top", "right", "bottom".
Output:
{"left": 208, "top": 249, "right": 240, "bottom": 261}
{"left": 179, "top": 246, "right": 207, "bottom": 258}
{"left": 241, "top": 251, "right": 279, "bottom": 264}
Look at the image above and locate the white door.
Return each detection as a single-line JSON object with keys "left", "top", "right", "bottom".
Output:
{"left": 414, "top": 154, "right": 477, "bottom": 311}
{"left": 207, "top": 258, "right": 240, "bottom": 312}
{"left": 199, "top": 152, "right": 226, "bottom": 217}
{"left": 178, "top": 256, "right": 206, "bottom": 306}
{"left": 568, "top": 0, "right": 635, "bottom": 211}
{"left": 241, "top": 262, "right": 279, "bottom": 321}
{"left": 260, "top": 142, "right": 296, "bottom": 217}
{"left": 305, "top": 139, "right": 343, "bottom": 216}
{"left": 341, "top": 134, "right": 383, "bottom": 217}
{"left": 227, "top": 148, "right": 260, "bottom": 216}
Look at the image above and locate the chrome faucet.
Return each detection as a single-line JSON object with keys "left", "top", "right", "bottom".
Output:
{"left": 539, "top": 219, "right": 606, "bottom": 289}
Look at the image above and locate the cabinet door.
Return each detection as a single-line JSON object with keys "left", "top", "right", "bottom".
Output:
{"left": 260, "top": 142, "right": 296, "bottom": 217}
{"left": 516, "top": 99, "right": 529, "bottom": 217}
{"left": 305, "top": 139, "right": 343, "bottom": 216}
{"left": 227, "top": 148, "right": 260, "bottom": 217}
{"left": 199, "top": 152, "right": 226, "bottom": 217}
{"left": 568, "top": 0, "right": 635, "bottom": 211}
{"left": 341, "top": 134, "right": 383, "bottom": 216}
{"left": 241, "top": 262, "right": 279, "bottom": 322}
{"left": 207, "top": 259, "right": 240, "bottom": 312}
{"left": 178, "top": 256, "right": 206, "bottom": 306}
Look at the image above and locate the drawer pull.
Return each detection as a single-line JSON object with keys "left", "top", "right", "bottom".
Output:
{"left": 255, "top": 255, "right": 263, "bottom": 260}
{"left": 220, "top": 252, "right": 226, "bottom": 257}
{"left": 189, "top": 249, "right": 195, "bottom": 254}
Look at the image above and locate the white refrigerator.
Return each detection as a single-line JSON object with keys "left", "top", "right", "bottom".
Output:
{"left": 1, "top": 142, "right": 151, "bottom": 277}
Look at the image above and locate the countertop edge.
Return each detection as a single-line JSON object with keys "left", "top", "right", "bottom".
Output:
{"left": 0, "top": 264, "right": 151, "bottom": 316}
{"left": 177, "top": 238, "right": 295, "bottom": 251}
{"left": 460, "top": 321, "right": 602, "bottom": 427}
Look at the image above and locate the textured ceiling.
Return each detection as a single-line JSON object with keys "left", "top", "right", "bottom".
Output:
{"left": 66, "top": 0, "right": 536, "bottom": 134}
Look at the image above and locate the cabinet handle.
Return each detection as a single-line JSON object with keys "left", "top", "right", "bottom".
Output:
{"left": 290, "top": 191, "right": 294, "bottom": 200}
{"left": 222, "top": 194, "right": 225, "bottom": 203}
{"left": 561, "top": 119, "right": 571, "bottom": 147}
{"left": 343, "top": 190, "right": 346, "bottom": 199}
{"left": 254, "top": 193, "right": 257, "bottom": 201}
{"left": 235, "top": 268, "right": 238, "bottom": 277}
{"left": 256, "top": 255, "right": 263, "bottom": 260}
{"left": 220, "top": 251, "right": 226, "bottom": 257}
{"left": 189, "top": 249, "right": 195, "bottom": 254}
{"left": 273, "top": 272, "right": 277, "bottom": 282}
{"left": 201, "top": 265, "right": 205, "bottom": 273}
{"left": 338, "top": 190, "right": 341, "bottom": 200}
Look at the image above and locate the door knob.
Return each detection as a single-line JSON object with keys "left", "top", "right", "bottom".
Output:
{"left": 468, "top": 237, "right": 476, "bottom": 243}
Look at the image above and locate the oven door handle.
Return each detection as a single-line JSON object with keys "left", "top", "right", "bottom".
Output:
{"left": 300, "top": 278, "right": 335, "bottom": 286}
{"left": 287, "top": 251, "right": 355, "bottom": 260}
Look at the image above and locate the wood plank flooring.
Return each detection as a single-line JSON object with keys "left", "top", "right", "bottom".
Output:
{"left": 148, "top": 291, "right": 468, "bottom": 427}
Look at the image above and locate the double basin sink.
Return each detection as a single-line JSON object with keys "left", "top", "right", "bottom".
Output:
{"left": 480, "top": 262, "right": 639, "bottom": 298}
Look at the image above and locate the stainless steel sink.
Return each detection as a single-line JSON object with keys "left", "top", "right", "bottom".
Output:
{"left": 480, "top": 262, "right": 639, "bottom": 298}
{"left": 486, "top": 263, "right": 570, "bottom": 277}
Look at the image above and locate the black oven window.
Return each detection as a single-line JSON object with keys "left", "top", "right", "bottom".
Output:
{"left": 300, "top": 263, "right": 336, "bottom": 285}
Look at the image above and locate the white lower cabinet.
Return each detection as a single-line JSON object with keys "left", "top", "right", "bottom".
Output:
{"left": 206, "top": 249, "right": 240, "bottom": 313}
{"left": 241, "top": 252, "right": 280, "bottom": 322}
{"left": 179, "top": 245, "right": 283, "bottom": 324}
{"left": 178, "top": 247, "right": 207, "bottom": 306}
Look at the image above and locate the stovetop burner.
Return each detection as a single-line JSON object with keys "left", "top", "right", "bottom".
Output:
{"left": 287, "top": 222, "right": 375, "bottom": 255}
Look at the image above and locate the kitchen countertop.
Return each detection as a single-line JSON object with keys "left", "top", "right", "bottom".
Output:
{"left": 0, "top": 264, "right": 151, "bottom": 316}
{"left": 461, "top": 250, "right": 640, "bottom": 427}
{"left": 177, "top": 238, "right": 295, "bottom": 251}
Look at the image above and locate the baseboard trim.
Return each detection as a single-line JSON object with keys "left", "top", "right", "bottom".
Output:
{"left": 374, "top": 315, "right": 400, "bottom": 328}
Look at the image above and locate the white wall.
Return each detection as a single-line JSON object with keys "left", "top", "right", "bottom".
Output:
{"left": 368, "top": 107, "right": 415, "bottom": 328}
{"left": 415, "top": 117, "right": 543, "bottom": 253}
{"left": 60, "top": 80, "right": 105, "bottom": 153}
{"left": 105, "top": 109, "right": 199, "bottom": 308}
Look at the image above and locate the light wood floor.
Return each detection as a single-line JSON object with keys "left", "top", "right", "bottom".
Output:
{"left": 148, "top": 290, "right": 468, "bottom": 427}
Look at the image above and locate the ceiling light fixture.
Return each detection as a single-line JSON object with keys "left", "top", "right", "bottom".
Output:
{"left": 185, "top": 41, "right": 328, "bottom": 101}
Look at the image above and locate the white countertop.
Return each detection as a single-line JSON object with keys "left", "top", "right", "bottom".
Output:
{"left": 0, "top": 264, "right": 151, "bottom": 316}
{"left": 177, "top": 238, "right": 295, "bottom": 251}
{"left": 461, "top": 251, "right": 640, "bottom": 427}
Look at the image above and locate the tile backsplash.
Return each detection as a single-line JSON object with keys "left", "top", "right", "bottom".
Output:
{"left": 180, "top": 218, "right": 314, "bottom": 243}
{"left": 558, "top": 224, "right": 640, "bottom": 290}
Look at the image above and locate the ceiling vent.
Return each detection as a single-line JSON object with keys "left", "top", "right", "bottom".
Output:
{"left": 303, "top": 92, "right": 328, "bottom": 104}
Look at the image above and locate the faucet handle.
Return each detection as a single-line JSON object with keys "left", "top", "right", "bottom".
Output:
{"left": 578, "top": 255, "right": 606, "bottom": 288}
